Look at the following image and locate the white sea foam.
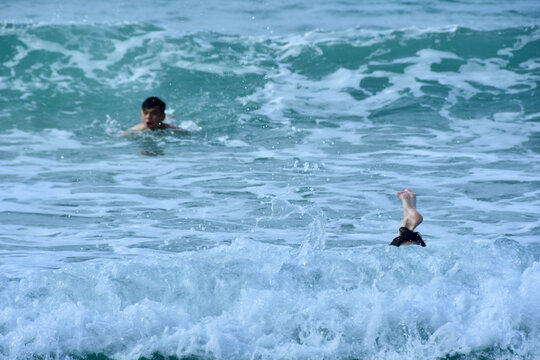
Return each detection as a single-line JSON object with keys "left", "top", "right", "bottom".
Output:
{"left": 240, "top": 41, "right": 537, "bottom": 128}
{"left": 0, "top": 129, "right": 84, "bottom": 152}
{"left": 178, "top": 120, "right": 202, "bottom": 132}
{"left": 217, "top": 136, "right": 249, "bottom": 147}
{"left": 0, "top": 239, "right": 538, "bottom": 359}
{"left": 2, "top": 27, "right": 165, "bottom": 92}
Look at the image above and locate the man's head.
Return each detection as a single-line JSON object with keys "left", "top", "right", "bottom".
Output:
{"left": 141, "top": 96, "right": 166, "bottom": 130}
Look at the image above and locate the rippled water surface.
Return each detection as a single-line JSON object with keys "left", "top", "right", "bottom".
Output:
{"left": 1, "top": 1, "right": 539, "bottom": 359}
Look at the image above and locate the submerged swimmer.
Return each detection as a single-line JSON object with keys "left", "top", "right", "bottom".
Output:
{"left": 126, "top": 96, "right": 188, "bottom": 134}
{"left": 391, "top": 189, "right": 426, "bottom": 247}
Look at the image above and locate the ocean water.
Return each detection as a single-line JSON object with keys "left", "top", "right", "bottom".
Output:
{"left": 1, "top": 1, "right": 540, "bottom": 359}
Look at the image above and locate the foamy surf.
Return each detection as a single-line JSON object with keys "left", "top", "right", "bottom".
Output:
{"left": 1, "top": 239, "right": 539, "bottom": 359}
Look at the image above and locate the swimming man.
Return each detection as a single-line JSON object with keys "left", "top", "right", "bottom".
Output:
{"left": 391, "top": 189, "right": 426, "bottom": 247}
{"left": 127, "top": 96, "right": 188, "bottom": 134}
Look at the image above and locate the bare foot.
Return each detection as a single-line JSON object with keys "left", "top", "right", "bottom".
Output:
{"left": 397, "top": 189, "right": 423, "bottom": 232}
{"left": 390, "top": 189, "right": 425, "bottom": 247}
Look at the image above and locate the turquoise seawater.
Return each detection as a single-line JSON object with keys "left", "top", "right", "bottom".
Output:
{"left": 1, "top": 1, "right": 540, "bottom": 359}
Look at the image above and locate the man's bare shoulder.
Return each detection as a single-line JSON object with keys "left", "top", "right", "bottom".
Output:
{"left": 130, "top": 124, "right": 146, "bottom": 130}
{"left": 122, "top": 123, "right": 189, "bottom": 136}
{"left": 120, "top": 124, "right": 145, "bottom": 136}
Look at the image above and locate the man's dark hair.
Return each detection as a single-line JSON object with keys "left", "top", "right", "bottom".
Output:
{"left": 142, "top": 96, "right": 166, "bottom": 112}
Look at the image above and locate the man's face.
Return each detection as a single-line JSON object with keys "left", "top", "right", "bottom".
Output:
{"left": 141, "top": 106, "right": 165, "bottom": 130}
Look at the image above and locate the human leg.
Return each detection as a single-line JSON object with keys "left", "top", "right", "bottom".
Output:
{"left": 390, "top": 189, "right": 425, "bottom": 247}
